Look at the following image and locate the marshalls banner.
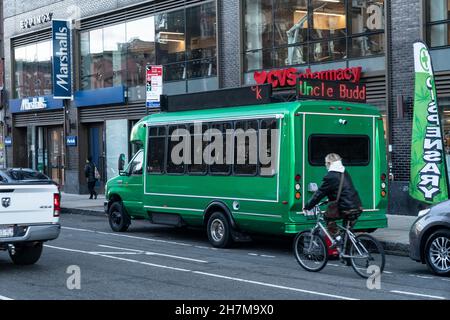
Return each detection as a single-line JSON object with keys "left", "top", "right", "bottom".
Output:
{"left": 52, "top": 19, "right": 72, "bottom": 99}
{"left": 409, "top": 41, "right": 449, "bottom": 204}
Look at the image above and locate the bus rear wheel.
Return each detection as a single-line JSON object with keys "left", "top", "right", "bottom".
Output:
{"left": 207, "top": 212, "right": 234, "bottom": 248}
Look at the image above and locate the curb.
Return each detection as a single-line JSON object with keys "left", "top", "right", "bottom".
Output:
{"left": 62, "top": 207, "right": 411, "bottom": 257}
{"left": 62, "top": 207, "right": 106, "bottom": 217}
{"left": 380, "top": 241, "right": 410, "bottom": 257}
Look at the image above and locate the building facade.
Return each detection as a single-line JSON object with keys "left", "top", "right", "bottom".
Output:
{"left": 2, "top": 0, "right": 450, "bottom": 214}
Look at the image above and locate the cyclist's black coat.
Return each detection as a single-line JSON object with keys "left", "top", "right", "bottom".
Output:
{"left": 304, "top": 171, "right": 362, "bottom": 211}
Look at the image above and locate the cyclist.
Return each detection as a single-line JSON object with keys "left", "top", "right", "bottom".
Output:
{"left": 303, "top": 153, "right": 363, "bottom": 247}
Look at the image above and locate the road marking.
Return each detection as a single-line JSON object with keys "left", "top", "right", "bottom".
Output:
{"left": 390, "top": 290, "right": 446, "bottom": 300}
{"left": 248, "top": 253, "right": 258, "bottom": 256}
{"left": 0, "top": 295, "right": 13, "bottom": 300}
{"left": 45, "top": 244, "right": 357, "bottom": 300}
{"left": 441, "top": 278, "right": 450, "bottom": 282}
{"left": 62, "top": 226, "right": 193, "bottom": 247}
{"left": 98, "top": 245, "right": 208, "bottom": 263}
{"left": 260, "top": 255, "right": 276, "bottom": 258}
{"left": 409, "top": 274, "right": 434, "bottom": 279}
{"left": 87, "top": 252, "right": 140, "bottom": 255}
{"left": 193, "top": 271, "right": 358, "bottom": 300}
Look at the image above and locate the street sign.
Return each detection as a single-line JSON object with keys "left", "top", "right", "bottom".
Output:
{"left": 66, "top": 136, "right": 77, "bottom": 147}
{"left": 146, "top": 65, "right": 163, "bottom": 108}
{"left": 4, "top": 137, "right": 12, "bottom": 147}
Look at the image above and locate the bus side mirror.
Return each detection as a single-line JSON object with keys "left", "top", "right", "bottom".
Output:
{"left": 118, "top": 154, "right": 126, "bottom": 172}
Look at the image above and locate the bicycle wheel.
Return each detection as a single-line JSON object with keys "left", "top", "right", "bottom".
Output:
{"left": 293, "top": 230, "right": 328, "bottom": 272}
{"left": 349, "top": 234, "right": 385, "bottom": 278}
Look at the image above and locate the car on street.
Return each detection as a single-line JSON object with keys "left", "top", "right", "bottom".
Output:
{"left": 409, "top": 201, "right": 450, "bottom": 276}
{"left": 0, "top": 168, "right": 61, "bottom": 265}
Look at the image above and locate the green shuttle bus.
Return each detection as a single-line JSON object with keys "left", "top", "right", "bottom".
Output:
{"left": 105, "top": 94, "right": 388, "bottom": 248}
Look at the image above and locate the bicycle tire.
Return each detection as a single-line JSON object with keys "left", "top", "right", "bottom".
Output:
{"left": 349, "top": 233, "right": 385, "bottom": 278}
{"left": 293, "top": 230, "right": 328, "bottom": 272}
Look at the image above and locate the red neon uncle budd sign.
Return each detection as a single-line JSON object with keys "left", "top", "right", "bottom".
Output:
{"left": 253, "top": 66, "right": 363, "bottom": 88}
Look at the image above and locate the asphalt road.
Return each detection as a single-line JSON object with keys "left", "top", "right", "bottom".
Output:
{"left": 0, "top": 213, "right": 449, "bottom": 300}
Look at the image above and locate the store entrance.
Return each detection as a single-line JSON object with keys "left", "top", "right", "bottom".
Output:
{"left": 46, "top": 127, "right": 65, "bottom": 187}
{"left": 87, "top": 123, "right": 105, "bottom": 194}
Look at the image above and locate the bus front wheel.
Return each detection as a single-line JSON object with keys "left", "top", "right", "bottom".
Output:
{"left": 108, "top": 201, "right": 131, "bottom": 232}
{"left": 207, "top": 212, "right": 234, "bottom": 248}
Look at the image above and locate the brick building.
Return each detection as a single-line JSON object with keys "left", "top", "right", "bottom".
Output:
{"left": 1, "top": 0, "right": 450, "bottom": 215}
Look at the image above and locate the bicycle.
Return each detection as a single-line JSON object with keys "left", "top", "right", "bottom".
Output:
{"left": 293, "top": 201, "right": 385, "bottom": 278}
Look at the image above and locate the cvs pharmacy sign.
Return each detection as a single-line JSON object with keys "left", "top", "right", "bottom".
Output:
{"left": 254, "top": 66, "right": 362, "bottom": 89}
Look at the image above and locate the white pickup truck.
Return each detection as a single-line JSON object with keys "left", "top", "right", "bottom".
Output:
{"left": 0, "top": 182, "right": 61, "bottom": 265}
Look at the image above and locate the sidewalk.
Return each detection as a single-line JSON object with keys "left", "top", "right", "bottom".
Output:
{"left": 61, "top": 193, "right": 416, "bottom": 256}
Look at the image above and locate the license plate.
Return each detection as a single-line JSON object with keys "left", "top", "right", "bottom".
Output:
{"left": 0, "top": 227, "right": 14, "bottom": 238}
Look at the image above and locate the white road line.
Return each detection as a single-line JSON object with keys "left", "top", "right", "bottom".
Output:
{"left": 248, "top": 253, "right": 258, "bottom": 256}
{"left": 260, "top": 255, "right": 276, "bottom": 258}
{"left": 62, "top": 226, "right": 192, "bottom": 247}
{"left": 98, "top": 245, "right": 208, "bottom": 263}
{"left": 390, "top": 290, "right": 446, "bottom": 300}
{"left": 88, "top": 252, "right": 140, "bottom": 255}
{"left": 442, "top": 279, "right": 450, "bottom": 282}
{"left": 0, "top": 295, "right": 13, "bottom": 300}
{"left": 409, "top": 274, "right": 434, "bottom": 279}
{"left": 45, "top": 244, "right": 357, "bottom": 300}
{"left": 193, "top": 271, "right": 358, "bottom": 300}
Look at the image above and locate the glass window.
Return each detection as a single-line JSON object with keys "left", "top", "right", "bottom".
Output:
{"left": 234, "top": 120, "right": 259, "bottom": 175}
{"left": 259, "top": 119, "right": 279, "bottom": 176}
{"left": 244, "top": 0, "right": 273, "bottom": 51}
{"left": 310, "top": 38, "right": 346, "bottom": 62}
{"left": 129, "top": 151, "right": 144, "bottom": 175}
{"left": 187, "top": 58, "right": 217, "bottom": 79}
{"left": 349, "top": 33, "right": 384, "bottom": 58}
{"left": 209, "top": 122, "right": 232, "bottom": 175}
{"left": 427, "top": 0, "right": 450, "bottom": 22}
{"left": 274, "top": 0, "right": 308, "bottom": 46}
{"left": 148, "top": 126, "right": 167, "bottom": 174}
{"left": 13, "top": 41, "right": 52, "bottom": 99}
{"left": 167, "top": 125, "right": 186, "bottom": 174}
{"left": 309, "top": 135, "right": 370, "bottom": 166}
{"left": 273, "top": 45, "right": 308, "bottom": 67}
{"left": 186, "top": 2, "right": 217, "bottom": 60}
{"left": 350, "top": 0, "right": 385, "bottom": 35}
{"left": 245, "top": 49, "right": 272, "bottom": 72}
{"left": 89, "top": 28, "right": 104, "bottom": 89}
{"left": 310, "top": 0, "right": 346, "bottom": 40}
{"left": 156, "top": 10, "right": 186, "bottom": 65}
{"left": 427, "top": 23, "right": 450, "bottom": 47}
{"left": 188, "top": 123, "right": 208, "bottom": 174}
{"left": 126, "top": 17, "right": 156, "bottom": 90}
{"left": 103, "top": 23, "right": 126, "bottom": 87}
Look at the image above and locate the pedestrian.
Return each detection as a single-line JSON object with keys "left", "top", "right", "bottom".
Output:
{"left": 84, "top": 156, "right": 98, "bottom": 200}
{"left": 303, "top": 153, "right": 363, "bottom": 247}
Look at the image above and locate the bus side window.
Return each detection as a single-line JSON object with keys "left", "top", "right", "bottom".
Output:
{"left": 259, "top": 119, "right": 279, "bottom": 177}
{"left": 234, "top": 120, "right": 258, "bottom": 176}
{"left": 147, "top": 126, "right": 167, "bottom": 174}
{"left": 167, "top": 124, "right": 187, "bottom": 174}
{"left": 188, "top": 123, "right": 208, "bottom": 175}
{"left": 209, "top": 122, "right": 232, "bottom": 175}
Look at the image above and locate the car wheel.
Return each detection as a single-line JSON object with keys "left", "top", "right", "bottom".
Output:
{"left": 9, "top": 242, "right": 43, "bottom": 265}
{"left": 108, "top": 201, "right": 131, "bottom": 232}
{"left": 424, "top": 229, "right": 450, "bottom": 276}
{"left": 207, "top": 212, "right": 234, "bottom": 248}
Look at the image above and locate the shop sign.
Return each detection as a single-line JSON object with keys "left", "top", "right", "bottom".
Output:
{"left": 297, "top": 79, "right": 366, "bottom": 103}
{"left": 4, "top": 137, "right": 12, "bottom": 147}
{"left": 20, "top": 97, "right": 48, "bottom": 111}
{"left": 146, "top": 65, "right": 163, "bottom": 108}
{"left": 254, "top": 66, "right": 362, "bottom": 89}
{"left": 52, "top": 20, "right": 73, "bottom": 99}
{"left": 66, "top": 136, "right": 77, "bottom": 147}
{"left": 20, "top": 13, "right": 53, "bottom": 29}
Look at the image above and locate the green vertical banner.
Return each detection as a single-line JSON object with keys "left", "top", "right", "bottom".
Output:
{"left": 409, "top": 41, "right": 449, "bottom": 204}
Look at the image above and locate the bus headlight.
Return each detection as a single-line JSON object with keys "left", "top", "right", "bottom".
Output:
{"left": 418, "top": 208, "right": 430, "bottom": 218}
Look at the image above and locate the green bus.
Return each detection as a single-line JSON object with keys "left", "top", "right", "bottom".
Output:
{"left": 105, "top": 97, "right": 388, "bottom": 248}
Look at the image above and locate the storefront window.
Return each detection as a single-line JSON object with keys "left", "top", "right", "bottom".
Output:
{"left": 79, "top": 1, "right": 217, "bottom": 93}
{"left": 13, "top": 40, "right": 52, "bottom": 99}
{"left": 243, "top": 0, "right": 385, "bottom": 72}
{"left": 426, "top": 0, "right": 450, "bottom": 47}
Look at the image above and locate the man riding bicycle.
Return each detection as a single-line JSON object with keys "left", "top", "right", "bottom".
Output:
{"left": 303, "top": 153, "right": 363, "bottom": 247}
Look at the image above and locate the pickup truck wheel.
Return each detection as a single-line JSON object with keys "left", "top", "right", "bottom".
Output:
{"left": 9, "top": 242, "right": 43, "bottom": 265}
{"left": 207, "top": 212, "right": 234, "bottom": 248}
{"left": 108, "top": 201, "right": 131, "bottom": 232}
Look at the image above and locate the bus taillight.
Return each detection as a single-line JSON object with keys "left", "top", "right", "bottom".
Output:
{"left": 295, "top": 192, "right": 301, "bottom": 200}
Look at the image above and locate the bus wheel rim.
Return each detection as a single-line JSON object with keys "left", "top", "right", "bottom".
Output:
{"left": 211, "top": 219, "right": 225, "bottom": 242}
{"left": 112, "top": 211, "right": 122, "bottom": 226}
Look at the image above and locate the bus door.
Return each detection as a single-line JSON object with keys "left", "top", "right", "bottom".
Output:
{"left": 302, "top": 113, "right": 376, "bottom": 212}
